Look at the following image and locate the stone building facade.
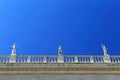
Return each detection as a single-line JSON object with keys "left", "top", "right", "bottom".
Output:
{"left": 0, "top": 44, "right": 120, "bottom": 80}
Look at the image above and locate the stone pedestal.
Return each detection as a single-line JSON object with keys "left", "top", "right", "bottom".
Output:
{"left": 27, "top": 56, "right": 31, "bottom": 63}
{"left": 10, "top": 54, "right": 16, "bottom": 63}
{"left": 58, "top": 54, "right": 64, "bottom": 63}
{"left": 43, "top": 56, "right": 47, "bottom": 63}
{"left": 90, "top": 56, "right": 94, "bottom": 63}
{"left": 104, "top": 55, "right": 111, "bottom": 63}
{"left": 74, "top": 56, "right": 78, "bottom": 63}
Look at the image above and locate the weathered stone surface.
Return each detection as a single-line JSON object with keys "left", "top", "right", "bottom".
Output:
{"left": 0, "top": 76, "right": 120, "bottom": 80}
{"left": 0, "top": 63, "right": 120, "bottom": 80}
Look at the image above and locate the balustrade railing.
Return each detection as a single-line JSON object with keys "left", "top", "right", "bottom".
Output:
{"left": 0, "top": 55, "right": 120, "bottom": 63}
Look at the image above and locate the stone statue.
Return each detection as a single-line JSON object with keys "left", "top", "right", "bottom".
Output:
{"left": 101, "top": 44, "right": 108, "bottom": 56}
{"left": 11, "top": 43, "right": 16, "bottom": 55}
{"left": 58, "top": 45, "right": 64, "bottom": 63}
{"left": 58, "top": 45, "right": 62, "bottom": 54}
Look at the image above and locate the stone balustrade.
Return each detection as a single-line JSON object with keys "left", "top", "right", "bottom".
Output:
{"left": 0, "top": 55, "right": 120, "bottom": 63}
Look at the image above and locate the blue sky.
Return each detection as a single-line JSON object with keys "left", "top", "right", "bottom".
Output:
{"left": 0, "top": 0, "right": 120, "bottom": 55}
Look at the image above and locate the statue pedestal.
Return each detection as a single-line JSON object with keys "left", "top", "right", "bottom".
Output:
{"left": 74, "top": 56, "right": 78, "bottom": 63}
{"left": 27, "top": 56, "right": 31, "bottom": 63}
{"left": 10, "top": 54, "right": 16, "bottom": 63}
{"left": 90, "top": 56, "right": 94, "bottom": 63}
{"left": 43, "top": 56, "right": 47, "bottom": 63}
{"left": 104, "top": 54, "right": 111, "bottom": 63}
{"left": 58, "top": 54, "right": 64, "bottom": 63}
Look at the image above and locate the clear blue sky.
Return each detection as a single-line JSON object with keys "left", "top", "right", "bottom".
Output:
{"left": 0, "top": 0, "right": 120, "bottom": 55}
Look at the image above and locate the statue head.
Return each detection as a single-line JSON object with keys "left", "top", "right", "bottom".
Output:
{"left": 12, "top": 43, "right": 16, "bottom": 49}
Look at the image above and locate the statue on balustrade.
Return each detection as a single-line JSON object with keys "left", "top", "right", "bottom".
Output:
{"left": 101, "top": 44, "right": 109, "bottom": 56}
{"left": 11, "top": 43, "right": 16, "bottom": 55}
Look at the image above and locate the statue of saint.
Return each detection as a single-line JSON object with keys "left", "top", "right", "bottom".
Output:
{"left": 58, "top": 45, "right": 62, "bottom": 55}
{"left": 101, "top": 44, "right": 108, "bottom": 56}
{"left": 11, "top": 43, "right": 16, "bottom": 55}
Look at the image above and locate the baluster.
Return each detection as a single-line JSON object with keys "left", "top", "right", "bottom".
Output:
{"left": 85, "top": 57, "right": 87, "bottom": 63}
{"left": 5, "top": 57, "right": 8, "bottom": 63}
{"left": 3, "top": 57, "right": 5, "bottom": 63}
{"left": 86, "top": 57, "right": 88, "bottom": 63}
{"left": 118, "top": 57, "right": 120, "bottom": 63}
{"left": 97, "top": 57, "right": 99, "bottom": 63}
{"left": 65, "top": 57, "right": 67, "bottom": 63}
{"left": 70, "top": 57, "right": 72, "bottom": 63}
{"left": 78, "top": 57, "right": 80, "bottom": 63}
{"left": 117, "top": 57, "right": 119, "bottom": 63}
{"left": 80, "top": 57, "right": 82, "bottom": 63}
{"left": 114, "top": 57, "right": 117, "bottom": 63}
{"left": 6, "top": 57, "right": 8, "bottom": 63}
{"left": 99, "top": 57, "right": 101, "bottom": 63}
{"left": 81, "top": 57, "right": 83, "bottom": 63}
{"left": 50, "top": 57, "right": 52, "bottom": 63}
{"left": 88, "top": 57, "right": 90, "bottom": 63}
{"left": 116, "top": 57, "right": 118, "bottom": 63}
{"left": 41, "top": 57, "right": 44, "bottom": 63}
{"left": 18, "top": 57, "right": 20, "bottom": 63}
{"left": 34, "top": 57, "right": 36, "bottom": 63}
{"left": 69, "top": 57, "right": 71, "bottom": 63}
{"left": 101, "top": 57, "right": 103, "bottom": 63}
{"left": 83, "top": 57, "right": 85, "bottom": 63}
{"left": 67, "top": 57, "right": 69, "bottom": 63}
{"left": 115, "top": 57, "right": 117, "bottom": 63}
{"left": 21, "top": 57, "right": 23, "bottom": 63}
{"left": 94, "top": 57, "right": 96, "bottom": 63}
{"left": 24, "top": 57, "right": 26, "bottom": 63}
{"left": 71, "top": 57, "right": 73, "bottom": 63}
{"left": 43, "top": 56, "right": 47, "bottom": 63}
{"left": 31, "top": 57, "right": 33, "bottom": 63}
{"left": 100, "top": 57, "right": 102, "bottom": 63}
{"left": 37, "top": 57, "right": 39, "bottom": 63}
{"left": 84, "top": 57, "right": 86, "bottom": 63}
{"left": 52, "top": 57, "right": 54, "bottom": 63}
{"left": 53, "top": 57, "right": 55, "bottom": 63}
{"left": 39, "top": 57, "right": 41, "bottom": 63}
{"left": 19, "top": 58, "right": 21, "bottom": 63}
{"left": 66, "top": 57, "right": 68, "bottom": 63}
{"left": 37, "top": 57, "right": 40, "bottom": 63}
{"left": 113, "top": 57, "right": 115, "bottom": 63}
{"left": 82, "top": 57, "right": 85, "bottom": 63}
{"left": 68, "top": 57, "right": 70, "bottom": 63}
{"left": 114, "top": 57, "right": 116, "bottom": 63}
{"left": 20, "top": 57, "right": 22, "bottom": 63}
{"left": 0, "top": 57, "right": 2, "bottom": 63}
{"left": 111, "top": 57, "right": 114, "bottom": 63}
{"left": 54, "top": 57, "right": 56, "bottom": 63}
{"left": 51, "top": 57, "right": 53, "bottom": 63}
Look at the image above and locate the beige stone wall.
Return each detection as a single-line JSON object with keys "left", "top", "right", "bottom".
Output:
{"left": 0, "top": 63, "right": 120, "bottom": 76}
{"left": 0, "top": 63, "right": 120, "bottom": 80}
